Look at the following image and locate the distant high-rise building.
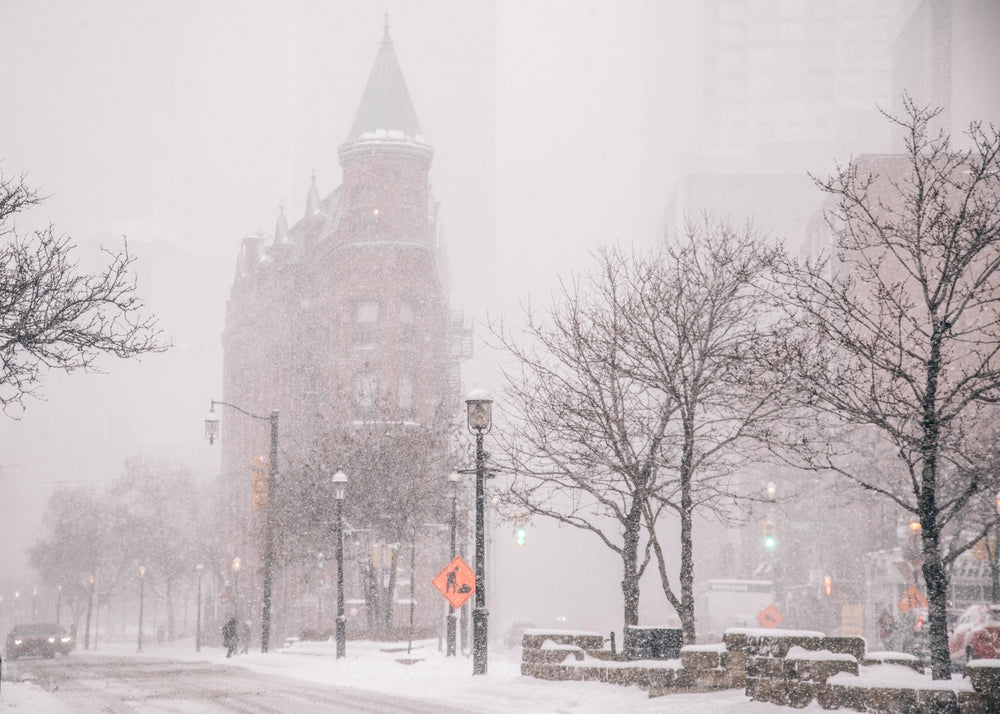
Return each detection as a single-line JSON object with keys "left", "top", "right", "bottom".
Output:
{"left": 666, "top": 0, "right": 905, "bottom": 246}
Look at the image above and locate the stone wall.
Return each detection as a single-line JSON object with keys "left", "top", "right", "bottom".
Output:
{"left": 517, "top": 626, "right": 1000, "bottom": 712}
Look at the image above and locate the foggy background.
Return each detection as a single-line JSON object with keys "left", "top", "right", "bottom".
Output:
{"left": 1, "top": 0, "right": 998, "bottom": 637}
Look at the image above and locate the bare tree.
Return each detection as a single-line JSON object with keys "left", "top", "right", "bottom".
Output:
{"left": 0, "top": 172, "right": 164, "bottom": 413}
{"left": 774, "top": 97, "right": 1000, "bottom": 679}
{"left": 629, "top": 217, "right": 789, "bottom": 643}
{"left": 490, "top": 248, "right": 673, "bottom": 629}
{"left": 281, "top": 417, "right": 452, "bottom": 635}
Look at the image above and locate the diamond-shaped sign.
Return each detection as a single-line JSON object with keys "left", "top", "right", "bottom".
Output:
{"left": 757, "top": 604, "right": 783, "bottom": 628}
{"left": 431, "top": 555, "right": 475, "bottom": 609}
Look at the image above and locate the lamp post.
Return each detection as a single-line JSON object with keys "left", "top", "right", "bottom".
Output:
{"left": 332, "top": 469, "right": 348, "bottom": 659}
{"left": 205, "top": 399, "right": 279, "bottom": 653}
{"left": 55, "top": 585, "right": 62, "bottom": 625}
{"left": 447, "top": 470, "right": 462, "bottom": 657}
{"left": 137, "top": 566, "right": 146, "bottom": 653}
{"left": 466, "top": 390, "right": 493, "bottom": 675}
{"left": 195, "top": 564, "right": 204, "bottom": 652}
{"left": 232, "top": 557, "right": 242, "bottom": 621}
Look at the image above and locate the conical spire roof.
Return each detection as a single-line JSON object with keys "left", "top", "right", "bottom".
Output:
{"left": 274, "top": 202, "right": 289, "bottom": 243}
{"left": 305, "top": 171, "right": 322, "bottom": 217}
{"left": 345, "top": 15, "right": 423, "bottom": 143}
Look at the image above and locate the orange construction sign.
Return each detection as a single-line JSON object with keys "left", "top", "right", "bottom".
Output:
{"left": 431, "top": 555, "right": 475, "bottom": 609}
{"left": 757, "top": 605, "right": 784, "bottom": 629}
{"left": 897, "top": 585, "right": 928, "bottom": 613}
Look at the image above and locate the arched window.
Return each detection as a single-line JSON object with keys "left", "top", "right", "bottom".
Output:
{"left": 352, "top": 298, "right": 378, "bottom": 347}
{"left": 351, "top": 371, "right": 377, "bottom": 420}
{"left": 399, "top": 372, "right": 415, "bottom": 420}
{"left": 399, "top": 299, "right": 416, "bottom": 345}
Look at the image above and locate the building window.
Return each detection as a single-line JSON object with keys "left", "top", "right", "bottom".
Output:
{"left": 399, "top": 373, "right": 415, "bottom": 420}
{"left": 399, "top": 300, "right": 416, "bottom": 345}
{"left": 352, "top": 371, "right": 377, "bottom": 420}
{"left": 352, "top": 298, "right": 378, "bottom": 347}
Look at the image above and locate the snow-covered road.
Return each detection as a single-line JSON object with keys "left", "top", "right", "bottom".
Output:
{"left": 0, "top": 639, "right": 820, "bottom": 712}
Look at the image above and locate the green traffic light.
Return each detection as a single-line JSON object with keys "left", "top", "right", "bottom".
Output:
{"left": 764, "top": 535, "right": 775, "bottom": 549}
{"left": 515, "top": 526, "right": 526, "bottom": 547}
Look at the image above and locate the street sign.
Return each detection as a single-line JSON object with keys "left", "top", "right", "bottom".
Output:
{"left": 757, "top": 604, "right": 783, "bottom": 628}
{"left": 897, "top": 585, "right": 928, "bottom": 612}
{"left": 431, "top": 555, "right": 475, "bottom": 609}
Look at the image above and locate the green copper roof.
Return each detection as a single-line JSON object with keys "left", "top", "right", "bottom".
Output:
{"left": 345, "top": 18, "right": 423, "bottom": 143}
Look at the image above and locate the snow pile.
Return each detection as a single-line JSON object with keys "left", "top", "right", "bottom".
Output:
{"left": 784, "top": 646, "right": 856, "bottom": 663}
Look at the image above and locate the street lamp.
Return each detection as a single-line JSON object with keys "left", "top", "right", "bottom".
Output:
{"left": 137, "top": 566, "right": 146, "bottom": 653}
{"left": 447, "top": 470, "right": 462, "bottom": 657}
{"left": 55, "top": 585, "right": 62, "bottom": 625}
{"left": 205, "top": 398, "right": 280, "bottom": 653}
{"left": 332, "top": 468, "right": 348, "bottom": 659}
{"left": 195, "top": 564, "right": 204, "bottom": 652}
{"left": 466, "top": 389, "right": 493, "bottom": 676}
{"left": 232, "top": 557, "right": 242, "bottom": 621}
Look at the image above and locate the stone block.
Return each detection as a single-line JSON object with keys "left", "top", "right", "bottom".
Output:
{"left": 863, "top": 686, "right": 919, "bottom": 713}
{"left": 721, "top": 649, "right": 747, "bottom": 671}
{"left": 521, "top": 631, "right": 605, "bottom": 650}
{"left": 862, "top": 653, "right": 924, "bottom": 673}
{"left": 915, "top": 688, "right": 959, "bottom": 714}
{"left": 785, "top": 656, "right": 859, "bottom": 683}
{"left": 680, "top": 648, "right": 721, "bottom": 670}
{"left": 522, "top": 646, "right": 583, "bottom": 664}
{"left": 785, "top": 681, "right": 819, "bottom": 709}
{"left": 821, "top": 684, "right": 867, "bottom": 712}
{"left": 724, "top": 631, "right": 748, "bottom": 652}
{"left": 746, "top": 655, "right": 785, "bottom": 679}
{"left": 958, "top": 689, "right": 1000, "bottom": 714}
{"left": 966, "top": 660, "right": 1000, "bottom": 694}
{"left": 821, "top": 636, "right": 866, "bottom": 660}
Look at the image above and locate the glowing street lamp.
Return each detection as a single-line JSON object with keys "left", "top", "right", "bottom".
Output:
{"left": 332, "top": 469, "right": 348, "bottom": 659}
{"left": 137, "top": 566, "right": 146, "bottom": 653}
{"left": 466, "top": 389, "right": 493, "bottom": 676}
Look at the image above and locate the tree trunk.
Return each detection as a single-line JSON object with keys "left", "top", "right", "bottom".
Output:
{"left": 920, "top": 329, "right": 950, "bottom": 680}
{"left": 990, "top": 524, "right": 1000, "bottom": 605}
{"left": 621, "top": 499, "right": 642, "bottom": 628}
{"left": 166, "top": 578, "right": 176, "bottom": 641}
{"left": 678, "top": 417, "right": 697, "bottom": 644}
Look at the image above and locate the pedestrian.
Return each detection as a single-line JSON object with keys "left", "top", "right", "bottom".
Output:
{"left": 240, "top": 620, "right": 251, "bottom": 655}
{"left": 223, "top": 616, "right": 238, "bottom": 658}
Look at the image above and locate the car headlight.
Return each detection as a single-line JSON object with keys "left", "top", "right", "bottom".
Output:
{"left": 13, "top": 638, "right": 23, "bottom": 645}
{"left": 48, "top": 636, "right": 56, "bottom": 643}
{"left": 61, "top": 636, "right": 72, "bottom": 643}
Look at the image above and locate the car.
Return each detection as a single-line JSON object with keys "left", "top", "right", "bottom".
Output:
{"left": 5, "top": 623, "right": 72, "bottom": 660}
{"left": 503, "top": 620, "right": 536, "bottom": 649}
{"left": 949, "top": 604, "right": 1000, "bottom": 662}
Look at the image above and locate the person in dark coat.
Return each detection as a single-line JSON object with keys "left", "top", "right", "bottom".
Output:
{"left": 223, "top": 616, "right": 238, "bottom": 658}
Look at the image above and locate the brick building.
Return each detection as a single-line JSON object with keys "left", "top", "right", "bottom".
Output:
{"left": 216, "top": 22, "right": 466, "bottom": 644}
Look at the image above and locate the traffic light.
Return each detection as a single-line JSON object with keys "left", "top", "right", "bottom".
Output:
{"left": 762, "top": 518, "right": 777, "bottom": 550}
{"left": 514, "top": 512, "right": 527, "bottom": 547}
{"left": 823, "top": 575, "right": 833, "bottom": 596}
